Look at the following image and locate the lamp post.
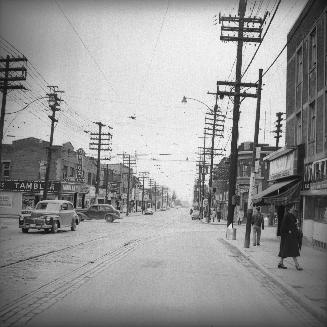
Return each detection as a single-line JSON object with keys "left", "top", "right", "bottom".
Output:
{"left": 182, "top": 96, "right": 212, "bottom": 219}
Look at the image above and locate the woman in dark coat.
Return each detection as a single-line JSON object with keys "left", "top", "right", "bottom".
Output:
{"left": 278, "top": 204, "right": 303, "bottom": 270}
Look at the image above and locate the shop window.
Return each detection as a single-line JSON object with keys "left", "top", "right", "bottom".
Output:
{"left": 2, "top": 161, "right": 10, "bottom": 178}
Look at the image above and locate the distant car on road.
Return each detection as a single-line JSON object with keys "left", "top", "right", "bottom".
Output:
{"left": 144, "top": 207, "right": 154, "bottom": 215}
{"left": 21, "top": 209, "right": 32, "bottom": 219}
{"left": 160, "top": 207, "right": 167, "bottom": 211}
{"left": 191, "top": 209, "right": 200, "bottom": 220}
{"left": 19, "top": 200, "right": 80, "bottom": 233}
{"left": 77, "top": 204, "right": 120, "bottom": 222}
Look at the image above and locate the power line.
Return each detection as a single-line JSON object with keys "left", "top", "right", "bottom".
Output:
{"left": 54, "top": 0, "right": 117, "bottom": 97}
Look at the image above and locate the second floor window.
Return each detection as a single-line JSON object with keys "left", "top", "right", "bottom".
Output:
{"left": 309, "top": 102, "right": 316, "bottom": 142}
{"left": 2, "top": 162, "right": 10, "bottom": 178}
{"left": 309, "top": 28, "right": 317, "bottom": 69}
{"left": 62, "top": 166, "right": 68, "bottom": 179}
{"left": 296, "top": 46, "right": 303, "bottom": 84}
{"left": 296, "top": 112, "right": 302, "bottom": 145}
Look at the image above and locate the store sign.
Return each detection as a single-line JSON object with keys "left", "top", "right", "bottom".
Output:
{"left": 0, "top": 180, "right": 60, "bottom": 193}
{"left": 269, "top": 151, "right": 295, "bottom": 180}
{"left": 0, "top": 194, "right": 12, "bottom": 208}
{"left": 303, "top": 159, "right": 327, "bottom": 190}
{"left": 76, "top": 148, "right": 85, "bottom": 183}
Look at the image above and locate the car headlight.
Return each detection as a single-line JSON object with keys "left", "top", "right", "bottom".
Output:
{"left": 19, "top": 216, "right": 24, "bottom": 221}
{"left": 43, "top": 216, "right": 51, "bottom": 223}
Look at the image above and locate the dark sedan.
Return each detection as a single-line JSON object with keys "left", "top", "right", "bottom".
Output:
{"left": 77, "top": 204, "right": 120, "bottom": 222}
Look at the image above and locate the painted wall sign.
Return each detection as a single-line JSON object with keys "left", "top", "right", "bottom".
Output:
{"left": 0, "top": 194, "right": 12, "bottom": 208}
{"left": 0, "top": 180, "right": 60, "bottom": 193}
{"left": 303, "top": 159, "right": 327, "bottom": 190}
{"left": 269, "top": 151, "right": 295, "bottom": 180}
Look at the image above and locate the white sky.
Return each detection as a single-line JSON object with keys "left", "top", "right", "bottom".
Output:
{"left": 0, "top": 0, "right": 307, "bottom": 202}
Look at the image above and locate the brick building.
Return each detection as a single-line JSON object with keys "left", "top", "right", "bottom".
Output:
{"left": 0, "top": 137, "right": 98, "bottom": 214}
{"left": 286, "top": 0, "right": 327, "bottom": 246}
{"left": 254, "top": 0, "right": 327, "bottom": 247}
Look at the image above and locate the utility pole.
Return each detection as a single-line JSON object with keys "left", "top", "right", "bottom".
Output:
{"left": 43, "top": 86, "right": 64, "bottom": 200}
{"left": 205, "top": 85, "right": 225, "bottom": 223}
{"left": 217, "top": 0, "right": 266, "bottom": 227}
{"left": 89, "top": 124, "right": 112, "bottom": 199}
{"left": 139, "top": 172, "right": 149, "bottom": 214}
{"left": 245, "top": 68, "right": 263, "bottom": 248}
{"left": 0, "top": 55, "right": 27, "bottom": 180}
{"left": 274, "top": 112, "right": 284, "bottom": 150}
{"left": 102, "top": 133, "right": 112, "bottom": 204}
{"left": 161, "top": 186, "right": 164, "bottom": 209}
{"left": 197, "top": 134, "right": 207, "bottom": 219}
{"left": 121, "top": 153, "right": 136, "bottom": 216}
{"left": 154, "top": 181, "right": 157, "bottom": 211}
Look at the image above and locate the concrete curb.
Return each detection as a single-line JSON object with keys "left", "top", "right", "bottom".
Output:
{"left": 222, "top": 238, "right": 327, "bottom": 325}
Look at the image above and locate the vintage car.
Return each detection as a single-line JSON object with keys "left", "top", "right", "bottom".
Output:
{"left": 77, "top": 204, "right": 120, "bottom": 222}
{"left": 144, "top": 207, "right": 154, "bottom": 215}
{"left": 19, "top": 200, "right": 80, "bottom": 233}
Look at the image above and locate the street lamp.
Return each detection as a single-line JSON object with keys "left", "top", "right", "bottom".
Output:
{"left": 181, "top": 96, "right": 213, "bottom": 113}
{"left": 182, "top": 96, "right": 213, "bottom": 220}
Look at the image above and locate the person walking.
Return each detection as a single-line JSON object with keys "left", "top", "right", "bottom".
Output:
{"left": 278, "top": 204, "right": 303, "bottom": 270}
{"left": 251, "top": 206, "right": 264, "bottom": 246}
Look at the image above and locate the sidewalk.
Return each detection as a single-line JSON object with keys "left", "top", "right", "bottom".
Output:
{"left": 219, "top": 222, "right": 327, "bottom": 323}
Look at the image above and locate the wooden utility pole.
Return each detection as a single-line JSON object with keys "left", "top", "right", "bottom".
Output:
{"left": 138, "top": 171, "right": 149, "bottom": 213}
{"left": 0, "top": 55, "right": 27, "bottom": 180}
{"left": 274, "top": 112, "right": 284, "bottom": 150}
{"left": 245, "top": 68, "right": 263, "bottom": 248}
{"left": 121, "top": 153, "right": 136, "bottom": 216}
{"left": 154, "top": 181, "right": 157, "bottom": 211}
{"left": 89, "top": 124, "right": 112, "bottom": 198}
{"left": 217, "top": 0, "right": 266, "bottom": 227}
{"left": 43, "top": 86, "right": 64, "bottom": 200}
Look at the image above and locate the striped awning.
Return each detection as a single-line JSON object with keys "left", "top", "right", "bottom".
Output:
{"left": 253, "top": 179, "right": 302, "bottom": 206}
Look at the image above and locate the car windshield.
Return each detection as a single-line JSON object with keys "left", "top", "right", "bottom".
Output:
{"left": 35, "top": 202, "right": 60, "bottom": 211}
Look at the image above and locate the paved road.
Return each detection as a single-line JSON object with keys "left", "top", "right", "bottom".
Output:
{"left": 0, "top": 209, "right": 324, "bottom": 327}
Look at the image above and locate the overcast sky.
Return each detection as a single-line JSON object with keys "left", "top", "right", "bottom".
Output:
{"left": 0, "top": 0, "right": 307, "bottom": 202}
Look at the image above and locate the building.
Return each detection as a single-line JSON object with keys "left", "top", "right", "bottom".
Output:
{"left": 0, "top": 137, "right": 98, "bottom": 216}
{"left": 286, "top": 0, "right": 326, "bottom": 246}
{"left": 254, "top": 0, "right": 327, "bottom": 247}
{"left": 214, "top": 142, "right": 275, "bottom": 222}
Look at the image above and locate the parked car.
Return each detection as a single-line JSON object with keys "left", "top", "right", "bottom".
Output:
{"left": 19, "top": 200, "right": 80, "bottom": 233}
{"left": 77, "top": 204, "right": 120, "bottom": 222}
{"left": 144, "top": 207, "right": 154, "bottom": 215}
{"left": 191, "top": 209, "right": 200, "bottom": 220}
{"left": 21, "top": 209, "right": 32, "bottom": 219}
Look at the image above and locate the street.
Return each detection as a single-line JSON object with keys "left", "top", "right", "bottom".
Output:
{"left": 0, "top": 208, "right": 324, "bottom": 327}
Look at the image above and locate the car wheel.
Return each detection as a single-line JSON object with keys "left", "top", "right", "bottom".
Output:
{"left": 51, "top": 221, "right": 58, "bottom": 233}
{"left": 105, "top": 215, "right": 114, "bottom": 223}
{"left": 22, "top": 228, "right": 29, "bottom": 233}
{"left": 44, "top": 229, "right": 51, "bottom": 233}
{"left": 71, "top": 220, "right": 77, "bottom": 231}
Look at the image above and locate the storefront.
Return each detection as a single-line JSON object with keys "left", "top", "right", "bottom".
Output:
{"left": 0, "top": 180, "right": 60, "bottom": 217}
{"left": 252, "top": 147, "right": 303, "bottom": 235}
{"left": 301, "top": 158, "right": 327, "bottom": 247}
{"left": 60, "top": 182, "right": 90, "bottom": 208}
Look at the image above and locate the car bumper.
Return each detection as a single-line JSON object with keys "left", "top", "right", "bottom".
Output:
{"left": 19, "top": 223, "right": 53, "bottom": 230}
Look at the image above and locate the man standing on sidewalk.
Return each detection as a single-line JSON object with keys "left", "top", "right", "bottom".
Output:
{"left": 252, "top": 206, "right": 264, "bottom": 246}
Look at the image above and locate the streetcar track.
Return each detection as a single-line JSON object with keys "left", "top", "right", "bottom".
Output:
{"left": 0, "top": 238, "right": 143, "bottom": 327}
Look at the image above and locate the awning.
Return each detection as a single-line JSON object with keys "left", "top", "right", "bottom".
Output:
{"left": 253, "top": 179, "right": 302, "bottom": 206}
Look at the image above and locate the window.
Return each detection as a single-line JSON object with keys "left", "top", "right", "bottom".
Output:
{"left": 309, "top": 102, "right": 316, "bottom": 142}
{"left": 69, "top": 167, "right": 75, "bottom": 177}
{"left": 296, "top": 47, "right": 303, "bottom": 84}
{"left": 62, "top": 166, "right": 68, "bottom": 179}
{"left": 87, "top": 172, "right": 92, "bottom": 185}
{"left": 296, "top": 112, "right": 302, "bottom": 144}
{"left": 2, "top": 161, "right": 10, "bottom": 178}
{"left": 309, "top": 28, "right": 317, "bottom": 69}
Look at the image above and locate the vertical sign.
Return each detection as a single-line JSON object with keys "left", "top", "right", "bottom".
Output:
{"left": 76, "top": 148, "right": 84, "bottom": 182}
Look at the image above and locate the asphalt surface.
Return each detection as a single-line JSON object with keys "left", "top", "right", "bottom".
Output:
{"left": 0, "top": 209, "right": 326, "bottom": 327}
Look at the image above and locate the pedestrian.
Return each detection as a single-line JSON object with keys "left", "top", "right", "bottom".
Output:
{"left": 251, "top": 206, "right": 264, "bottom": 246}
{"left": 278, "top": 204, "right": 303, "bottom": 270}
